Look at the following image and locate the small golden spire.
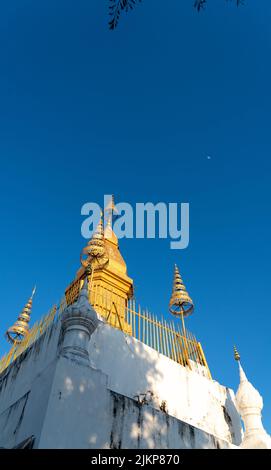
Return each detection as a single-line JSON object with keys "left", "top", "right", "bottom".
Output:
{"left": 169, "top": 264, "right": 194, "bottom": 317}
{"left": 169, "top": 264, "right": 193, "bottom": 336}
{"left": 85, "top": 212, "right": 105, "bottom": 256}
{"left": 80, "top": 212, "right": 109, "bottom": 270}
{"left": 6, "top": 287, "right": 36, "bottom": 344}
{"left": 234, "top": 345, "right": 241, "bottom": 362}
{"left": 105, "top": 194, "right": 117, "bottom": 217}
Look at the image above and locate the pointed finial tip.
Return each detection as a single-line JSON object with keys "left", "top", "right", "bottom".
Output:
{"left": 234, "top": 345, "right": 240, "bottom": 362}
{"left": 31, "top": 286, "right": 37, "bottom": 298}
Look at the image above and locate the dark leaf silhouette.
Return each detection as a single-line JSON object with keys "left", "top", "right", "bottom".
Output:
{"left": 109, "top": 0, "right": 142, "bottom": 30}
{"left": 109, "top": 0, "right": 244, "bottom": 30}
{"left": 194, "top": 0, "right": 207, "bottom": 11}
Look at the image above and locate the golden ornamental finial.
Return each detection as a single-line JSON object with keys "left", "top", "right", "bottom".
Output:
{"left": 105, "top": 194, "right": 117, "bottom": 217}
{"left": 31, "top": 285, "right": 36, "bottom": 299}
{"left": 234, "top": 345, "right": 241, "bottom": 362}
{"left": 80, "top": 211, "right": 109, "bottom": 270}
{"left": 6, "top": 288, "right": 36, "bottom": 344}
{"left": 169, "top": 264, "right": 194, "bottom": 317}
{"left": 104, "top": 195, "right": 118, "bottom": 245}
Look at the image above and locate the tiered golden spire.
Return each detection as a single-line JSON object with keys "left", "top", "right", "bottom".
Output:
{"left": 80, "top": 212, "right": 109, "bottom": 271}
{"left": 66, "top": 195, "right": 133, "bottom": 332}
{"left": 169, "top": 264, "right": 194, "bottom": 333}
{"left": 6, "top": 287, "right": 36, "bottom": 344}
{"left": 169, "top": 265, "right": 194, "bottom": 316}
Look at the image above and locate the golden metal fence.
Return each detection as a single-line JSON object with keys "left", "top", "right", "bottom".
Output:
{"left": 86, "top": 284, "right": 211, "bottom": 379}
{"left": 0, "top": 282, "right": 211, "bottom": 379}
{"left": 125, "top": 300, "right": 210, "bottom": 378}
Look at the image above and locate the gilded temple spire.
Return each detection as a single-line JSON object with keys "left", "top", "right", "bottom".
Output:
{"left": 80, "top": 211, "right": 109, "bottom": 271}
{"left": 169, "top": 264, "right": 194, "bottom": 334}
{"left": 6, "top": 286, "right": 36, "bottom": 344}
{"left": 104, "top": 195, "right": 118, "bottom": 246}
{"left": 67, "top": 195, "right": 133, "bottom": 332}
{"left": 105, "top": 194, "right": 116, "bottom": 220}
{"left": 91, "top": 211, "right": 104, "bottom": 243}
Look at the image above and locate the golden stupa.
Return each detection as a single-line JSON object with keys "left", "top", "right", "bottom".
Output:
{"left": 1, "top": 196, "right": 211, "bottom": 380}
{"left": 65, "top": 197, "right": 133, "bottom": 333}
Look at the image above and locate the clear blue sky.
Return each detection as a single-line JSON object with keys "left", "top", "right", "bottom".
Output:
{"left": 0, "top": 1, "right": 270, "bottom": 431}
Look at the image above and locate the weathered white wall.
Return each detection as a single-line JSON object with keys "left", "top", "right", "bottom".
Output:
{"left": 88, "top": 323, "right": 242, "bottom": 445}
{"left": 38, "top": 355, "right": 236, "bottom": 449}
{"left": 0, "top": 321, "right": 60, "bottom": 448}
{"left": 0, "top": 316, "right": 242, "bottom": 448}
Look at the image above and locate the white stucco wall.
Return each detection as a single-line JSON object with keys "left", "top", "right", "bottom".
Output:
{"left": 0, "top": 321, "right": 60, "bottom": 448}
{"left": 38, "top": 355, "right": 236, "bottom": 449}
{"left": 88, "top": 323, "right": 242, "bottom": 445}
{"left": 0, "top": 315, "right": 242, "bottom": 448}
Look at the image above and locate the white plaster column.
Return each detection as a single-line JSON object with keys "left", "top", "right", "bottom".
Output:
{"left": 236, "top": 361, "right": 271, "bottom": 449}
{"left": 61, "top": 277, "right": 99, "bottom": 365}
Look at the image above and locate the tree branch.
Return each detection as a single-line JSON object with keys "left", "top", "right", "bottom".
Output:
{"left": 108, "top": 0, "right": 244, "bottom": 30}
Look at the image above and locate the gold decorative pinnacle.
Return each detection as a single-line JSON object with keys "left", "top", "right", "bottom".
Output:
{"left": 6, "top": 287, "right": 36, "bottom": 344}
{"left": 105, "top": 194, "right": 117, "bottom": 217}
{"left": 169, "top": 264, "right": 194, "bottom": 317}
{"left": 104, "top": 195, "right": 118, "bottom": 246}
{"left": 234, "top": 345, "right": 241, "bottom": 362}
{"left": 80, "top": 211, "right": 109, "bottom": 270}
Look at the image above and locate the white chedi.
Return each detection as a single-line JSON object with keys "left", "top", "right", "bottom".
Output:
{"left": 236, "top": 361, "right": 271, "bottom": 449}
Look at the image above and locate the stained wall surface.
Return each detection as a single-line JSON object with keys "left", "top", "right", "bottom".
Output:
{"left": 0, "top": 318, "right": 241, "bottom": 448}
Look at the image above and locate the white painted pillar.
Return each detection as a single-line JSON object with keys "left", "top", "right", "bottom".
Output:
{"left": 60, "top": 278, "right": 99, "bottom": 365}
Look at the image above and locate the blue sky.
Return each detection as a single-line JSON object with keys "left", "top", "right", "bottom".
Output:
{"left": 0, "top": 1, "right": 270, "bottom": 431}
